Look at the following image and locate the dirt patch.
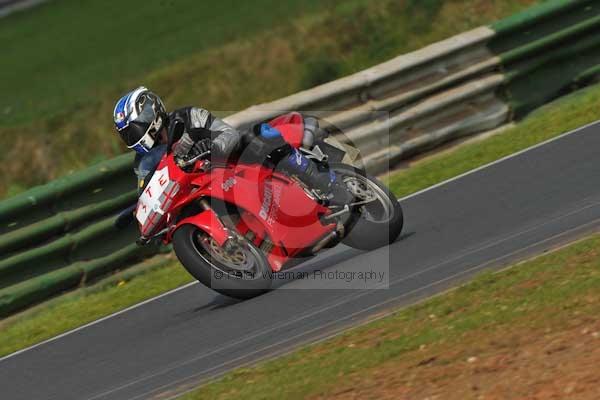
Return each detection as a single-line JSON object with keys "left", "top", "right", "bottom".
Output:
{"left": 312, "top": 319, "right": 600, "bottom": 400}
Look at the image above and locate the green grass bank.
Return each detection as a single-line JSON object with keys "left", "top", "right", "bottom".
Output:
{"left": 0, "top": 0, "right": 536, "bottom": 196}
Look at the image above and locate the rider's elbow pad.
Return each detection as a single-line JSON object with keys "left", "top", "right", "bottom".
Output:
{"left": 212, "top": 131, "right": 240, "bottom": 156}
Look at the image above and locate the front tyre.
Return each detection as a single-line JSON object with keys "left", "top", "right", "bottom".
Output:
{"left": 330, "top": 164, "right": 403, "bottom": 250}
{"left": 172, "top": 225, "right": 272, "bottom": 299}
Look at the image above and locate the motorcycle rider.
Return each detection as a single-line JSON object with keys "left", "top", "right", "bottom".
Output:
{"left": 113, "top": 87, "right": 351, "bottom": 228}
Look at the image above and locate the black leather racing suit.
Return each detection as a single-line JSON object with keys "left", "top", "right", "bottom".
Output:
{"left": 134, "top": 106, "right": 240, "bottom": 189}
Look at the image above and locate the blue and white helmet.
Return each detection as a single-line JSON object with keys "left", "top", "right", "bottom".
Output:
{"left": 113, "top": 87, "right": 167, "bottom": 154}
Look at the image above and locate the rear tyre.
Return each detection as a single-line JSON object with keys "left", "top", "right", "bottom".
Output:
{"left": 173, "top": 225, "right": 272, "bottom": 299}
{"left": 330, "top": 164, "right": 403, "bottom": 251}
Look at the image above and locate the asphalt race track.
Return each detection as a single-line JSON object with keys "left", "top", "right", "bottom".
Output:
{"left": 2, "top": 121, "right": 600, "bottom": 400}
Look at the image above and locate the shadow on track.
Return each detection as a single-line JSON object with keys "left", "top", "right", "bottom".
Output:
{"left": 271, "top": 231, "right": 414, "bottom": 289}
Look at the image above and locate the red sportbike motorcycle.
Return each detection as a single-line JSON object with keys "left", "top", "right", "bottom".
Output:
{"left": 135, "top": 113, "right": 403, "bottom": 298}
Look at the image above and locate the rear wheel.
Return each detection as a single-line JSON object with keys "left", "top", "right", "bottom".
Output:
{"left": 173, "top": 225, "right": 272, "bottom": 299}
{"left": 330, "top": 164, "right": 403, "bottom": 250}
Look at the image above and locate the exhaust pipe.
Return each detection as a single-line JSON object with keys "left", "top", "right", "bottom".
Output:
{"left": 312, "top": 222, "right": 345, "bottom": 253}
{"left": 312, "top": 231, "right": 338, "bottom": 253}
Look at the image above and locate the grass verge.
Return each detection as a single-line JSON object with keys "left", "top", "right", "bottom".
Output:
{"left": 0, "top": 0, "right": 332, "bottom": 126}
{"left": 1, "top": 82, "right": 599, "bottom": 358}
{"left": 180, "top": 234, "right": 600, "bottom": 399}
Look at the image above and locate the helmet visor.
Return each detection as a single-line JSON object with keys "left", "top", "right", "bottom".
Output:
{"left": 120, "top": 119, "right": 161, "bottom": 153}
{"left": 135, "top": 95, "right": 157, "bottom": 124}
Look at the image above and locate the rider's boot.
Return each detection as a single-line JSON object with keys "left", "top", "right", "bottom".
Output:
{"left": 283, "top": 149, "right": 353, "bottom": 208}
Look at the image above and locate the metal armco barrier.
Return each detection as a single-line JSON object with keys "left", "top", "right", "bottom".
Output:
{"left": 490, "top": 0, "right": 600, "bottom": 118}
{"left": 1, "top": 0, "right": 599, "bottom": 317}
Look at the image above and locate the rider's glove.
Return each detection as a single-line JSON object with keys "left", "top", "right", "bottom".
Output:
{"left": 173, "top": 132, "right": 194, "bottom": 158}
{"left": 193, "top": 138, "right": 212, "bottom": 156}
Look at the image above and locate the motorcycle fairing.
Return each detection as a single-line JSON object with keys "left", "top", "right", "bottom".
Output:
{"left": 192, "top": 164, "right": 334, "bottom": 249}
{"left": 137, "top": 131, "right": 338, "bottom": 272}
{"left": 136, "top": 164, "right": 181, "bottom": 237}
{"left": 267, "top": 112, "right": 304, "bottom": 148}
{"left": 175, "top": 210, "right": 230, "bottom": 247}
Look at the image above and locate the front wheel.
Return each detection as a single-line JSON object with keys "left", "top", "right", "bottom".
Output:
{"left": 172, "top": 225, "right": 272, "bottom": 299}
{"left": 330, "top": 164, "right": 403, "bottom": 250}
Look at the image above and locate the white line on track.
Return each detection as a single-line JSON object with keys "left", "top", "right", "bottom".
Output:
{"left": 0, "top": 282, "right": 198, "bottom": 363}
{"left": 399, "top": 119, "right": 599, "bottom": 201}
{"left": 0, "top": 119, "right": 597, "bottom": 363}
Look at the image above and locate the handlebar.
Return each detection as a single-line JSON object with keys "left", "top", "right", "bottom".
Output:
{"left": 176, "top": 150, "right": 211, "bottom": 168}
